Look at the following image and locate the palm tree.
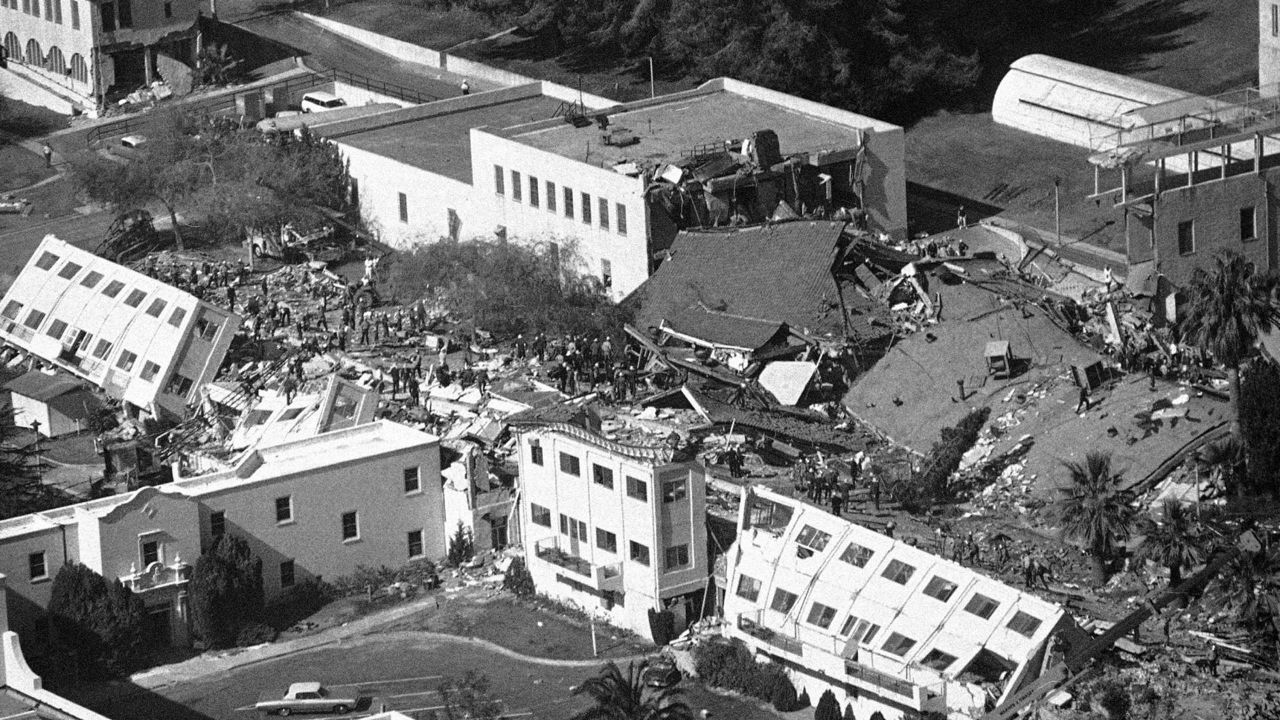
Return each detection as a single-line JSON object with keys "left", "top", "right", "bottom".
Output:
{"left": 1054, "top": 452, "right": 1138, "bottom": 585}
{"left": 571, "top": 661, "right": 694, "bottom": 720}
{"left": 1179, "top": 252, "right": 1277, "bottom": 441}
{"left": 1136, "top": 500, "right": 1203, "bottom": 599}
{"left": 1197, "top": 436, "right": 1244, "bottom": 498}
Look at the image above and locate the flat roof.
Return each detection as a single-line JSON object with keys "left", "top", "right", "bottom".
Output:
{"left": 510, "top": 91, "right": 866, "bottom": 168}
{"left": 336, "top": 95, "right": 566, "bottom": 183}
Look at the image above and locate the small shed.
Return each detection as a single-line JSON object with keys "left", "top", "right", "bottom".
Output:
{"left": 985, "top": 341, "right": 1013, "bottom": 379}
{"left": 5, "top": 369, "right": 99, "bottom": 437}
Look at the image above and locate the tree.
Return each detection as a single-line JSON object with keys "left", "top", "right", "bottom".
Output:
{"left": 47, "top": 562, "right": 150, "bottom": 677}
{"left": 503, "top": 556, "right": 536, "bottom": 598}
{"left": 571, "top": 660, "right": 694, "bottom": 720}
{"left": 0, "top": 410, "right": 74, "bottom": 519}
{"left": 437, "top": 671, "right": 504, "bottom": 720}
{"left": 1053, "top": 452, "right": 1137, "bottom": 585}
{"left": 1197, "top": 436, "right": 1244, "bottom": 499}
{"left": 70, "top": 111, "right": 353, "bottom": 251}
{"left": 190, "top": 534, "right": 264, "bottom": 648}
{"left": 447, "top": 522, "right": 475, "bottom": 567}
{"left": 814, "top": 689, "right": 841, "bottom": 720}
{"left": 1135, "top": 500, "right": 1203, "bottom": 599}
{"left": 1179, "top": 252, "right": 1277, "bottom": 447}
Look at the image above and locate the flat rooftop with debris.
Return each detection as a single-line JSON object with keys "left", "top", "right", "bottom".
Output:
{"left": 329, "top": 93, "right": 568, "bottom": 183}
{"left": 509, "top": 86, "right": 884, "bottom": 168}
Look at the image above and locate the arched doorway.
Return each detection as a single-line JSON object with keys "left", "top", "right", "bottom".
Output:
{"left": 70, "top": 53, "right": 88, "bottom": 83}
{"left": 24, "top": 38, "right": 42, "bottom": 66}
{"left": 45, "top": 46, "right": 65, "bottom": 74}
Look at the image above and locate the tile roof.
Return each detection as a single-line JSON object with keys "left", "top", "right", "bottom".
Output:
{"left": 629, "top": 221, "right": 851, "bottom": 336}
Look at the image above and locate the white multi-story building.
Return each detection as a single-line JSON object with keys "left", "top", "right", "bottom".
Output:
{"left": 721, "top": 487, "right": 1074, "bottom": 720}
{"left": 516, "top": 419, "right": 708, "bottom": 641}
{"left": 328, "top": 77, "right": 906, "bottom": 299}
{"left": 0, "top": 235, "right": 240, "bottom": 422}
{"left": 0, "top": 0, "right": 205, "bottom": 115}
{"left": 0, "top": 419, "right": 443, "bottom": 648}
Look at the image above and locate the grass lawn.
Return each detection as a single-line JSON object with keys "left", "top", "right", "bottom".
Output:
{"left": 380, "top": 590, "right": 655, "bottom": 660}
{"left": 0, "top": 143, "right": 54, "bottom": 193}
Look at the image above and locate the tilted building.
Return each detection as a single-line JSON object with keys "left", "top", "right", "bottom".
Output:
{"left": 721, "top": 487, "right": 1073, "bottom": 720}
{"left": 515, "top": 412, "right": 708, "bottom": 642}
{"left": 0, "top": 235, "right": 240, "bottom": 422}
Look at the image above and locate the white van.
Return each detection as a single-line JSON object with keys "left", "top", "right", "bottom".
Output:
{"left": 300, "top": 91, "right": 347, "bottom": 114}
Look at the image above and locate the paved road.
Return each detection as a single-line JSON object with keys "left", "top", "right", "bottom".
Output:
{"left": 236, "top": 13, "right": 477, "bottom": 100}
{"left": 83, "top": 633, "right": 779, "bottom": 720}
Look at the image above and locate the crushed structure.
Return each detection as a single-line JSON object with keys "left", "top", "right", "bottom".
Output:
{"left": 0, "top": 236, "right": 240, "bottom": 422}
{"left": 720, "top": 486, "right": 1077, "bottom": 719}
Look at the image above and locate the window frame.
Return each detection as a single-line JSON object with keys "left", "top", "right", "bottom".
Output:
{"left": 558, "top": 452, "right": 581, "bottom": 476}
{"left": 595, "top": 527, "right": 618, "bottom": 553}
{"left": 591, "top": 463, "right": 614, "bottom": 489}
{"left": 341, "top": 510, "right": 360, "bottom": 542}
{"left": 1007, "top": 610, "right": 1043, "bottom": 637}
{"left": 806, "top": 602, "right": 838, "bottom": 629}
{"left": 511, "top": 170, "right": 522, "bottom": 202}
{"left": 1177, "top": 219, "right": 1195, "bottom": 256}
{"left": 494, "top": 165, "right": 504, "bottom": 195}
{"left": 564, "top": 187, "right": 574, "bottom": 218}
{"left": 398, "top": 192, "right": 409, "bottom": 223}
{"left": 964, "top": 593, "right": 1000, "bottom": 619}
{"left": 529, "top": 175, "right": 539, "bottom": 207}
{"left": 28, "top": 551, "right": 47, "bottom": 582}
{"left": 598, "top": 197, "right": 609, "bottom": 230}
{"left": 881, "top": 558, "right": 916, "bottom": 585}
{"left": 407, "top": 529, "right": 424, "bottom": 559}
{"left": 881, "top": 632, "right": 917, "bottom": 657}
{"left": 1241, "top": 205, "right": 1257, "bottom": 241}
{"left": 530, "top": 503, "right": 552, "bottom": 527}
{"left": 922, "top": 575, "right": 959, "bottom": 602}
{"left": 735, "top": 574, "right": 761, "bottom": 601}
{"left": 626, "top": 476, "right": 647, "bottom": 501}
{"left": 275, "top": 495, "right": 293, "bottom": 524}
{"left": 530, "top": 441, "right": 544, "bottom": 466}
{"left": 616, "top": 203, "right": 627, "bottom": 235}
{"left": 664, "top": 543, "right": 690, "bottom": 571}
{"left": 57, "top": 261, "right": 82, "bottom": 280}
{"left": 546, "top": 180, "right": 556, "bottom": 212}
{"left": 123, "top": 288, "right": 146, "bottom": 308}
{"left": 80, "top": 270, "right": 103, "bottom": 288}
{"left": 210, "top": 510, "right": 226, "bottom": 538}
{"left": 403, "top": 466, "right": 421, "bottom": 494}
{"left": 102, "top": 279, "right": 125, "bottom": 298}
{"left": 581, "top": 191, "right": 592, "bottom": 224}
{"left": 280, "top": 559, "right": 296, "bottom": 588}
{"left": 629, "top": 540, "right": 650, "bottom": 566}
{"left": 769, "top": 588, "right": 799, "bottom": 614}
{"left": 662, "top": 479, "right": 687, "bottom": 502}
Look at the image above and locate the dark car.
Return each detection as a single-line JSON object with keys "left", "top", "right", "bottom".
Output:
{"left": 642, "top": 658, "right": 682, "bottom": 688}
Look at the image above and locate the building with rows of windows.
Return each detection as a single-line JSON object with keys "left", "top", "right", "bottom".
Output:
{"left": 0, "top": 0, "right": 205, "bottom": 115}
{"left": 0, "top": 419, "right": 442, "bottom": 650}
{"left": 325, "top": 77, "right": 905, "bottom": 299}
{"left": 0, "top": 235, "right": 239, "bottom": 422}
{"left": 720, "top": 487, "right": 1075, "bottom": 720}
{"left": 515, "top": 416, "right": 708, "bottom": 642}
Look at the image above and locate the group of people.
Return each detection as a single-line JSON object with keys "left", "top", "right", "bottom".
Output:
{"left": 791, "top": 452, "right": 880, "bottom": 517}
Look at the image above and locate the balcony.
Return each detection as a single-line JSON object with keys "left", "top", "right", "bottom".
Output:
{"left": 737, "top": 613, "right": 803, "bottom": 656}
{"left": 120, "top": 559, "right": 191, "bottom": 594}
{"left": 534, "top": 538, "right": 623, "bottom": 592}
{"left": 844, "top": 659, "right": 917, "bottom": 700}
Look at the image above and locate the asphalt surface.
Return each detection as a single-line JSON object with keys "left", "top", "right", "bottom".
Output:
{"left": 235, "top": 13, "right": 474, "bottom": 101}
{"left": 81, "top": 633, "right": 780, "bottom": 720}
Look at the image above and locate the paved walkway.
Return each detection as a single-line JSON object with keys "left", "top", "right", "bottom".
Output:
{"left": 130, "top": 594, "right": 649, "bottom": 691}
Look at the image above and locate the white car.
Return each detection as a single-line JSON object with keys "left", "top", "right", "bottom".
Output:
{"left": 300, "top": 92, "right": 347, "bottom": 114}
{"left": 120, "top": 134, "right": 148, "bottom": 149}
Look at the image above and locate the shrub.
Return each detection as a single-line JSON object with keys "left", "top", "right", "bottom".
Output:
{"left": 328, "top": 560, "right": 439, "bottom": 597}
{"left": 843, "top": 704, "right": 856, "bottom": 720}
{"left": 264, "top": 579, "right": 335, "bottom": 630}
{"left": 236, "top": 622, "right": 278, "bottom": 647}
{"left": 503, "top": 557, "right": 535, "bottom": 598}
{"left": 47, "top": 563, "right": 150, "bottom": 677}
{"left": 910, "top": 406, "right": 991, "bottom": 509}
{"left": 815, "top": 689, "right": 841, "bottom": 720}
{"left": 190, "top": 534, "right": 264, "bottom": 649}
{"left": 1094, "top": 682, "right": 1130, "bottom": 720}
{"left": 447, "top": 522, "right": 474, "bottom": 567}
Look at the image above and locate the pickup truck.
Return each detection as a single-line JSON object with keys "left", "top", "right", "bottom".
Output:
{"left": 255, "top": 682, "right": 360, "bottom": 716}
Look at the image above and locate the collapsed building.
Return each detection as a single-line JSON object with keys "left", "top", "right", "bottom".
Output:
{"left": 0, "top": 236, "right": 240, "bottom": 423}
{"left": 720, "top": 486, "right": 1078, "bottom": 720}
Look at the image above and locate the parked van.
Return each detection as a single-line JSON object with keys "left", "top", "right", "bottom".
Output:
{"left": 300, "top": 92, "right": 347, "bottom": 113}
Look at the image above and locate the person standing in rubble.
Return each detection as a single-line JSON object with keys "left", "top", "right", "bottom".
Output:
{"left": 957, "top": 205, "right": 968, "bottom": 229}
{"left": 868, "top": 472, "right": 881, "bottom": 511}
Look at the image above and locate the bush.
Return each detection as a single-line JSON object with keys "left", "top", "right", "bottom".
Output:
{"left": 47, "top": 563, "right": 150, "bottom": 677}
{"left": 843, "top": 704, "right": 856, "bottom": 720}
{"left": 264, "top": 580, "right": 335, "bottom": 630}
{"left": 190, "top": 534, "right": 264, "bottom": 649}
{"left": 502, "top": 557, "right": 535, "bottom": 598}
{"left": 1094, "top": 681, "right": 1131, "bottom": 720}
{"left": 236, "top": 622, "right": 279, "bottom": 647}
{"left": 328, "top": 560, "right": 439, "bottom": 598}
{"left": 692, "top": 639, "right": 801, "bottom": 709}
{"left": 814, "top": 689, "right": 841, "bottom": 720}
{"left": 447, "top": 522, "right": 474, "bottom": 567}
{"left": 909, "top": 406, "right": 991, "bottom": 510}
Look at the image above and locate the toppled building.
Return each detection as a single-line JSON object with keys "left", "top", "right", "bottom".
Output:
{"left": 0, "top": 236, "right": 240, "bottom": 421}
{"left": 720, "top": 486, "right": 1076, "bottom": 719}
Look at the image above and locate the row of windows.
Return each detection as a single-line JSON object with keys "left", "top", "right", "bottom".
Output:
{"left": 739, "top": 572, "right": 1043, "bottom": 640}
{"left": 1175, "top": 206, "right": 1259, "bottom": 257}
{"left": 494, "top": 165, "right": 629, "bottom": 236}
{"left": 1, "top": 0, "right": 75, "bottom": 28}
{"left": 2, "top": 34, "right": 90, "bottom": 82}
{"left": 532, "top": 445, "right": 682, "bottom": 502}
{"left": 29, "top": 251, "right": 193, "bottom": 327}
{"left": 211, "top": 508, "right": 423, "bottom": 561}
{"left": 533, "top": 504, "right": 688, "bottom": 571}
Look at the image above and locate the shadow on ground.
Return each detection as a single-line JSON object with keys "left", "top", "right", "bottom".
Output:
{"left": 907, "top": 182, "right": 1004, "bottom": 237}
{"left": 61, "top": 680, "right": 216, "bottom": 720}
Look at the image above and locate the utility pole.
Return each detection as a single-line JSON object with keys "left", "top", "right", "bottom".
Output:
{"left": 590, "top": 615, "right": 598, "bottom": 657}
{"left": 1054, "top": 176, "right": 1062, "bottom": 246}
{"left": 648, "top": 57, "right": 655, "bottom": 99}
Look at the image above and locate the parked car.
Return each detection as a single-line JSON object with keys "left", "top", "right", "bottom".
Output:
{"left": 254, "top": 682, "right": 360, "bottom": 716}
{"left": 642, "top": 657, "right": 682, "bottom": 688}
{"left": 300, "top": 91, "right": 347, "bottom": 114}
{"left": 119, "top": 134, "right": 148, "bottom": 148}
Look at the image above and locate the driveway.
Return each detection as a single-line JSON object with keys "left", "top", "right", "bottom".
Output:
{"left": 236, "top": 13, "right": 474, "bottom": 100}
{"left": 75, "top": 632, "right": 784, "bottom": 720}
